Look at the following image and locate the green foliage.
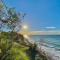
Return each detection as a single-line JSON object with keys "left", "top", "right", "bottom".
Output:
{"left": 7, "top": 8, "right": 20, "bottom": 31}
{"left": 0, "top": 32, "right": 30, "bottom": 60}
{"left": 5, "top": 42, "right": 29, "bottom": 60}
{"left": 0, "top": 2, "right": 3, "bottom": 9}
{"left": 0, "top": 3, "right": 21, "bottom": 32}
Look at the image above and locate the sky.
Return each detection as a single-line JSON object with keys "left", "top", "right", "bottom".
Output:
{"left": 4, "top": 0, "right": 60, "bottom": 31}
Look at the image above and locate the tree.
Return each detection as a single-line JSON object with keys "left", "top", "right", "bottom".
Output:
{"left": 0, "top": 8, "right": 21, "bottom": 32}
{"left": 0, "top": 1, "right": 29, "bottom": 60}
{"left": 0, "top": 0, "right": 23, "bottom": 32}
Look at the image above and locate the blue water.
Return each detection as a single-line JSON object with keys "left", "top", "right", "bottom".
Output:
{"left": 30, "top": 35, "right": 60, "bottom": 50}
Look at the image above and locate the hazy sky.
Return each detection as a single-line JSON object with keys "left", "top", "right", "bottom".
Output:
{"left": 4, "top": 0, "right": 60, "bottom": 31}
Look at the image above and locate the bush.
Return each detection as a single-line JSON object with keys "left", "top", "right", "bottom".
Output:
{"left": 0, "top": 32, "right": 29, "bottom": 60}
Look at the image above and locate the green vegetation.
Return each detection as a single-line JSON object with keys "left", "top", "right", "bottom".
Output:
{"left": 0, "top": 32, "right": 30, "bottom": 60}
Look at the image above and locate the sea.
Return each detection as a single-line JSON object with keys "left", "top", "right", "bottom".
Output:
{"left": 30, "top": 35, "right": 60, "bottom": 50}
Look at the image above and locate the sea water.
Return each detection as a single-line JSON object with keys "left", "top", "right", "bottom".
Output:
{"left": 30, "top": 35, "right": 60, "bottom": 50}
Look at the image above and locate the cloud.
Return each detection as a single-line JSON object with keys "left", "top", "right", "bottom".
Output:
{"left": 45, "top": 27, "right": 56, "bottom": 29}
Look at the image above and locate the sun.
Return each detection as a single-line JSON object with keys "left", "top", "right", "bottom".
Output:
{"left": 22, "top": 25, "right": 28, "bottom": 29}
